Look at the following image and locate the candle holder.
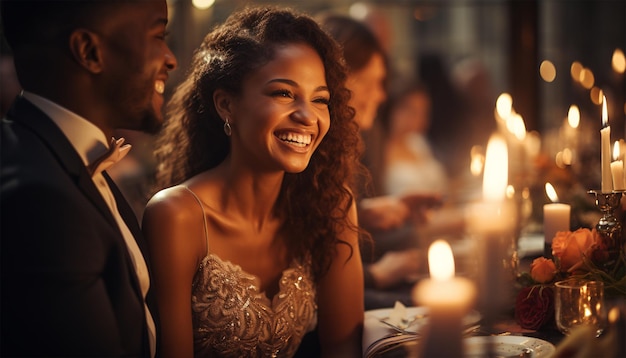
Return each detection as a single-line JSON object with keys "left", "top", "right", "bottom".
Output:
{"left": 587, "top": 190, "right": 625, "bottom": 268}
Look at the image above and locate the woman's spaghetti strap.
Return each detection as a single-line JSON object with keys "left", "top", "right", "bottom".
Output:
{"left": 182, "top": 186, "right": 210, "bottom": 258}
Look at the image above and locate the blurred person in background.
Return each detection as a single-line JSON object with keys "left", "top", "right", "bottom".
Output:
{"left": 320, "top": 14, "right": 440, "bottom": 309}
{"left": 381, "top": 82, "right": 447, "bottom": 197}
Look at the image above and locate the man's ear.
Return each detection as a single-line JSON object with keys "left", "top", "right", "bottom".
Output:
{"left": 68, "top": 29, "right": 103, "bottom": 74}
{"left": 213, "top": 88, "right": 235, "bottom": 122}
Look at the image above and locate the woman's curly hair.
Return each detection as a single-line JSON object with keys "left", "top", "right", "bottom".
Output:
{"left": 153, "top": 6, "right": 366, "bottom": 281}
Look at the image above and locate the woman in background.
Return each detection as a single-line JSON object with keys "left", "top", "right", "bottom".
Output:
{"left": 381, "top": 82, "right": 447, "bottom": 196}
{"left": 143, "top": 7, "right": 364, "bottom": 357}
{"left": 320, "top": 14, "right": 439, "bottom": 309}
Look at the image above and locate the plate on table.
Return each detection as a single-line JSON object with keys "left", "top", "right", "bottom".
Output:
{"left": 365, "top": 306, "right": 481, "bottom": 334}
{"left": 464, "top": 336, "right": 555, "bottom": 358}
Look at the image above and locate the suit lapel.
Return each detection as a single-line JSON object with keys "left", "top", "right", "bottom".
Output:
{"left": 103, "top": 172, "right": 153, "bottom": 305}
{"left": 8, "top": 97, "right": 120, "bottom": 229}
{"left": 102, "top": 171, "right": 148, "bottom": 256}
{"left": 8, "top": 98, "right": 147, "bottom": 298}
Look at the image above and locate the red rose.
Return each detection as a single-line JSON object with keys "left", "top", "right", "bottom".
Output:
{"left": 514, "top": 286, "right": 554, "bottom": 330}
{"left": 588, "top": 241, "right": 610, "bottom": 265}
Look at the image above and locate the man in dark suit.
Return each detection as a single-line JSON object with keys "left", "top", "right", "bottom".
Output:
{"left": 0, "top": 1, "right": 177, "bottom": 356}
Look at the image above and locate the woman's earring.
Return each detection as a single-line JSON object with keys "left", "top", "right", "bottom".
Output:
{"left": 223, "top": 117, "right": 232, "bottom": 136}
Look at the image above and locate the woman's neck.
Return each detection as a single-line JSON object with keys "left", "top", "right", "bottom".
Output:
{"left": 216, "top": 158, "right": 285, "bottom": 230}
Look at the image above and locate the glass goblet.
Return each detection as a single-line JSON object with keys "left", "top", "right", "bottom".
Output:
{"left": 555, "top": 279, "right": 606, "bottom": 337}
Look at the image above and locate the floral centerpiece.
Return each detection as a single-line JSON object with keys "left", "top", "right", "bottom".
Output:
{"left": 514, "top": 228, "right": 626, "bottom": 330}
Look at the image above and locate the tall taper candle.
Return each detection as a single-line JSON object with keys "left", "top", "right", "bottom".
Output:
{"left": 601, "top": 96, "right": 612, "bottom": 192}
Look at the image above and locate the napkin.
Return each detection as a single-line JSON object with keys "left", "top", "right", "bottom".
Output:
{"left": 387, "top": 301, "right": 408, "bottom": 327}
{"left": 362, "top": 301, "right": 413, "bottom": 356}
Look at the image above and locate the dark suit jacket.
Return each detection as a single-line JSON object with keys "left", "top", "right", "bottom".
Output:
{"left": 1, "top": 96, "right": 154, "bottom": 357}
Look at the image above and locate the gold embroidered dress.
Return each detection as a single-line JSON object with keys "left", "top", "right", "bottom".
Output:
{"left": 191, "top": 253, "right": 317, "bottom": 357}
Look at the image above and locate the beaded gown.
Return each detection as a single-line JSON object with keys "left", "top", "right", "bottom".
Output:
{"left": 185, "top": 188, "right": 317, "bottom": 357}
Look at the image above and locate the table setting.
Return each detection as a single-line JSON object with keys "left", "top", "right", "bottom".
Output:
{"left": 362, "top": 95, "right": 626, "bottom": 357}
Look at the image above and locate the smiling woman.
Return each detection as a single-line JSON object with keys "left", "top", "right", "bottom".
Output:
{"left": 215, "top": 42, "right": 331, "bottom": 173}
{"left": 142, "top": 5, "right": 367, "bottom": 358}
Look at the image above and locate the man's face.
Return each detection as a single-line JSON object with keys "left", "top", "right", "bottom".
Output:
{"left": 97, "top": 0, "right": 177, "bottom": 134}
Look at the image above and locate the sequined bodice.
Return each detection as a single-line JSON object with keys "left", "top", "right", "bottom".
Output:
{"left": 191, "top": 254, "right": 317, "bottom": 357}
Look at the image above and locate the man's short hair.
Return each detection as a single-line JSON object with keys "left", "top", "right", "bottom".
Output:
{"left": 0, "top": 0, "right": 110, "bottom": 51}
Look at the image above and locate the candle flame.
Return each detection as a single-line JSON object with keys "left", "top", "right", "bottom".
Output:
{"left": 496, "top": 93, "right": 513, "bottom": 119}
{"left": 614, "top": 141, "right": 621, "bottom": 161}
{"left": 545, "top": 182, "right": 559, "bottom": 203}
{"left": 470, "top": 145, "right": 485, "bottom": 176}
{"left": 567, "top": 105, "right": 580, "bottom": 128}
{"left": 428, "top": 240, "right": 455, "bottom": 281}
{"left": 602, "top": 95, "right": 608, "bottom": 127}
{"left": 506, "top": 113, "right": 526, "bottom": 140}
{"left": 483, "top": 134, "right": 508, "bottom": 201}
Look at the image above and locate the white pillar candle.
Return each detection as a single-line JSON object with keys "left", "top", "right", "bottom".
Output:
{"left": 543, "top": 183, "right": 571, "bottom": 255}
{"left": 601, "top": 96, "right": 612, "bottom": 192}
{"left": 543, "top": 204, "right": 570, "bottom": 243}
{"left": 413, "top": 240, "right": 476, "bottom": 358}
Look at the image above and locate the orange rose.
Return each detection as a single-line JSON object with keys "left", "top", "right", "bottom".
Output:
{"left": 529, "top": 257, "right": 556, "bottom": 283}
{"left": 551, "top": 228, "right": 596, "bottom": 272}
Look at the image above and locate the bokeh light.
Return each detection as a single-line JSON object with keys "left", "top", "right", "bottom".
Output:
{"left": 192, "top": 0, "right": 214, "bottom": 10}
{"left": 579, "top": 68, "right": 595, "bottom": 89}
{"left": 570, "top": 61, "right": 583, "bottom": 82}
{"left": 540, "top": 60, "right": 556, "bottom": 82}
{"left": 612, "top": 48, "right": 626, "bottom": 74}
{"left": 590, "top": 87, "right": 603, "bottom": 105}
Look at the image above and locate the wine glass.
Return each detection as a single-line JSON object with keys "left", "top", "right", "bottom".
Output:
{"left": 555, "top": 279, "right": 606, "bottom": 337}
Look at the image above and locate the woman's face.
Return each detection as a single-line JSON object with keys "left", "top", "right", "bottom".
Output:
{"left": 346, "top": 52, "right": 386, "bottom": 131}
{"left": 228, "top": 43, "right": 331, "bottom": 173}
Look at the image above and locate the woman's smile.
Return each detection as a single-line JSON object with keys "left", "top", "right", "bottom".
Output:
{"left": 275, "top": 131, "right": 313, "bottom": 148}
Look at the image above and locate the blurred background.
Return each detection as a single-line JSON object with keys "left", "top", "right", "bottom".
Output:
{"left": 1, "top": 0, "right": 625, "bottom": 226}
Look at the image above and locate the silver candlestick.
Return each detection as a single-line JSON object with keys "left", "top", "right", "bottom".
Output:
{"left": 588, "top": 190, "right": 625, "bottom": 269}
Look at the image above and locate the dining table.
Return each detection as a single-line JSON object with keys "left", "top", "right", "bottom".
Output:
{"left": 362, "top": 232, "right": 569, "bottom": 358}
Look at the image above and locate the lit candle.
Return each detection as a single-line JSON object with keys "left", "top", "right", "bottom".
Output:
{"left": 618, "top": 139, "right": 626, "bottom": 187}
{"left": 601, "top": 95, "right": 612, "bottom": 192}
{"left": 506, "top": 112, "right": 527, "bottom": 175}
{"left": 413, "top": 240, "right": 476, "bottom": 358}
{"left": 543, "top": 183, "right": 571, "bottom": 257}
{"left": 611, "top": 141, "right": 625, "bottom": 190}
{"left": 465, "top": 134, "right": 515, "bottom": 326}
{"left": 466, "top": 135, "right": 514, "bottom": 235}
